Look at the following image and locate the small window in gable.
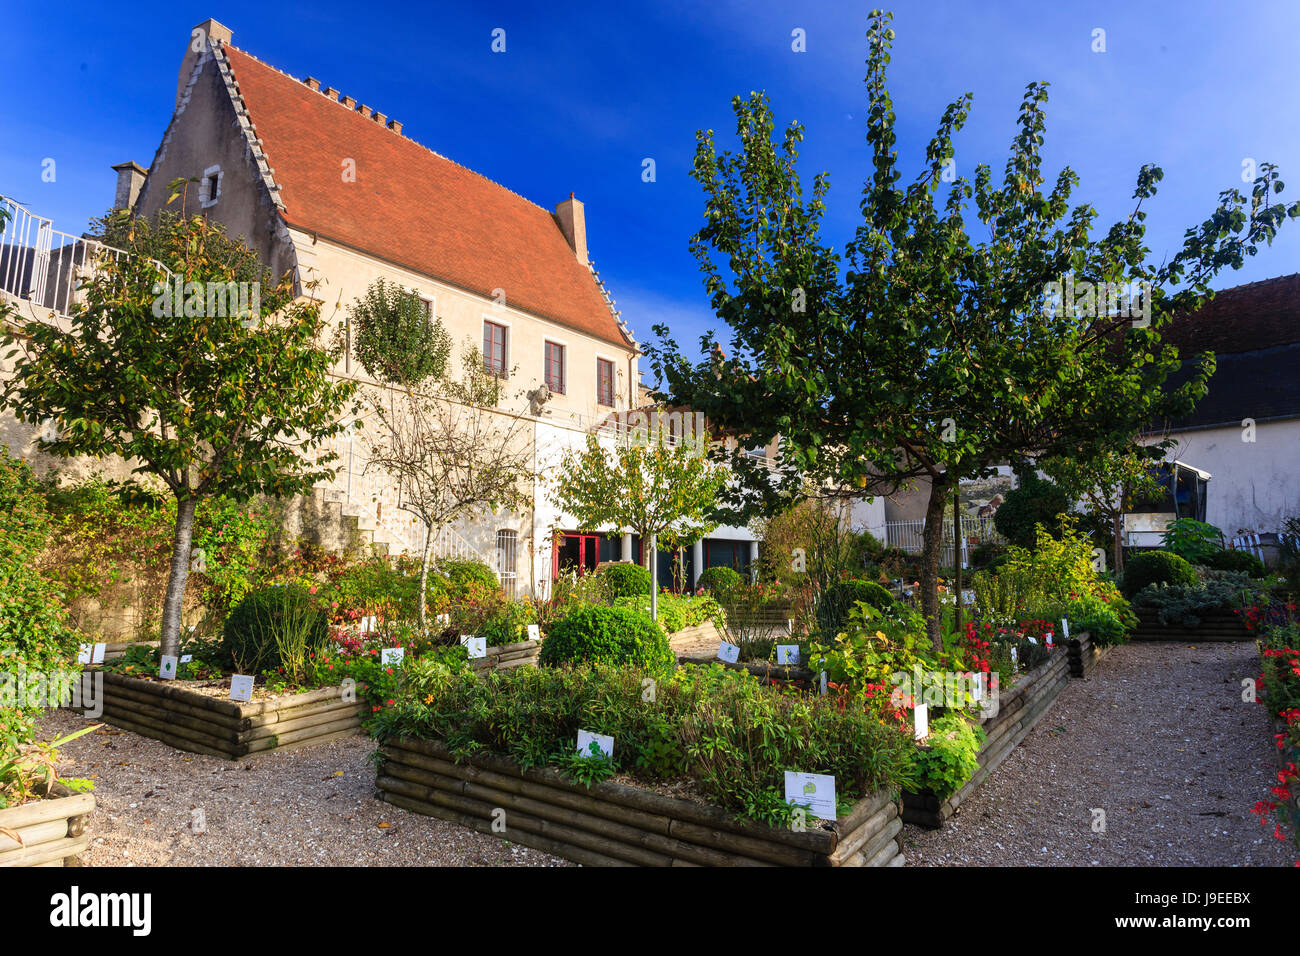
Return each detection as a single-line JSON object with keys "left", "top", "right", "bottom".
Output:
{"left": 199, "top": 165, "right": 223, "bottom": 209}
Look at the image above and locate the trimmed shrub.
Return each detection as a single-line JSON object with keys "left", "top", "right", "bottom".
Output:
{"left": 1121, "top": 550, "right": 1198, "bottom": 599}
{"left": 538, "top": 605, "right": 673, "bottom": 676}
{"left": 816, "top": 579, "right": 895, "bottom": 635}
{"left": 994, "top": 474, "right": 1070, "bottom": 549}
{"left": 600, "top": 562, "right": 652, "bottom": 598}
{"left": 1201, "top": 548, "right": 1266, "bottom": 578}
{"left": 439, "top": 558, "right": 499, "bottom": 598}
{"left": 696, "top": 565, "right": 741, "bottom": 595}
{"left": 223, "top": 583, "right": 331, "bottom": 674}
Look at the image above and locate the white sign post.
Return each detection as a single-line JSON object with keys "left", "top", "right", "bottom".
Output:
{"left": 913, "top": 703, "right": 929, "bottom": 740}
{"left": 716, "top": 640, "right": 740, "bottom": 664}
{"left": 159, "top": 655, "right": 178, "bottom": 680}
{"left": 380, "top": 647, "right": 405, "bottom": 668}
{"left": 460, "top": 635, "right": 487, "bottom": 659}
{"left": 783, "top": 771, "right": 836, "bottom": 820}
{"left": 526, "top": 624, "right": 540, "bottom": 642}
{"left": 776, "top": 645, "right": 800, "bottom": 666}
{"left": 229, "top": 674, "right": 255, "bottom": 702}
{"left": 1061, "top": 618, "right": 1070, "bottom": 642}
{"left": 77, "top": 643, "right": 106, "bottom": 666}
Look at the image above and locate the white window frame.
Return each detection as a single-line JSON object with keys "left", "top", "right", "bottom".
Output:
{"left": 199, "top": 164, "right": 223, "bottom": 209}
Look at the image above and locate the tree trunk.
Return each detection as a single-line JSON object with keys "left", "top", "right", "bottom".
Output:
{"left": 160, "top": 494, "right": 199, "bottom": 662}
{"left": 953, "top": 482, "right": 963, "bottom": 642}
{"left": 919, "top": 474, "right": 951, "bottom": 654}
{"left": 649, "top": 533, "right": 659, "bottom": 623}
{"left": 418, "top": 524, "right": 433, "bottom": 631}
{"left": 1111, "top": 506, "right": 1124, "bottom": 576}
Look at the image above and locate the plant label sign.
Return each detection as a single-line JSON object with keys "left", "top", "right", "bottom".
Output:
{"left": 1010, "top": 645, "right": 1018, "bottom": 665}
{"left": 229, "top": 674, "right": 255, "bottom": 702}
{"left": 180, "top": 654, "right": 194, "bottom": 664}
{"left": 159, "top": 655, "right": 178, "bottom": 680}
{"left": 361, "top": 615, "right": 378, "bottom": 633}
{"left": 783, "top": 771, "right": 836, "bottom": 820}
{"left": 526, "top": 624, "right": 540, "bottom": 642}
{"left": 77, "top": 643, "right": 106, "bottom": 665}
{"left": 913, "top": 703, "right": 929, "bottom": 740}
{"left": 380, "top": 647, "right": 405, "bottom": 668}
{"left": 776, "top": 645, "right": 800, "bottom": 666}
{"left": 436, "top": 613, "right": 451, "bottom": 627}
{"left": 971, "top": 672, "right": 984, "bottom": 702}
{"left": 716, "top": 640, "right": 740, "bottom": 664}
{"left": 1027, "top": 636, "right": 1038, "bottom": 645}
{"left": 460, "top": 635, "right": 487, "bottom": 659}
{"left": 1061, "top": 618, "right": 1070, "bottom": 642}
{"left": 576, "top": 729, "right": 613, "bottom": 760}
{"left": 1044, "top": 630, "right": 1054, "bottom": 648}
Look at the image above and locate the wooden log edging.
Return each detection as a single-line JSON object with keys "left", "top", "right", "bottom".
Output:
{"left": 376, "top": 737, "right": 904, "bottom": 867}
{"left": 902, "top": 651, "right": 1070, "bottom": 829}
{"left": 1066, "top": 632, "right": 1111, "bottom": 679}
{"left": 0, "top": 785, "right": 95, "bottom": 867}
{"left": 70, "top": 671, "right": 365, "bottom": 760}
{"left": 470, "top": 640, "right": 542, "bottom": 673}
{"left": 1130, "top": 609, "right": 1251, "bottom": 643}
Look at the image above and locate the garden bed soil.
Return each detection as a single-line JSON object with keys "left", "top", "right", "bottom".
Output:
{"left": 376, "top": 737, "right": 905, "bottom": 867}
{"left": 70, "top": 670, "right": 365, "bottom": 760}
{"left": 0, "top": 783, "right": 95, "bottom": 867}
{"left": 1130, "top": 608, "right": 1250, "bottom": 642}
{"left": 902, "top": 648, "right": 1070, "bottom": 829}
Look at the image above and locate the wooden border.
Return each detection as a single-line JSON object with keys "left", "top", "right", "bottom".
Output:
{"left": 71, "top": 671, "right": 365, "bottom": 760}
{"left": 376, "top": 737, "right": 904, "bottom": 867}
{"left": 1066, "top": 632, "right": 1110, "bottom": 679}
{"left": 470, "top": 640, "right": 542, "bottom": 673}
{"left": 0, "top": 784, "right": 95, "bottom": 867}
{"left": 902, "top": 650, "right": 1070, "bottom": 828}
{"left": 1130, "top": 609, "right": 1250, "bottom": 642}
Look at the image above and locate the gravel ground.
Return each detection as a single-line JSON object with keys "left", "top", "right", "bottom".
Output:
{"left": 904, "top": 641, "right": 1296, "bottom": 866}
{"left": 37, "top": 708, "right": 569, "bottom": 867}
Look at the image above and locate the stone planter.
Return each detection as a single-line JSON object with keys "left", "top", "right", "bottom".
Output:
{"left": 1066, "top": 632, "right": 1110, "bottom": 678}
{"left": 377, "top": 737, "right": 904, "bottom": 867}
{"left": 0, "top": 784, "right": 95, "bottom": 867}
{"left": 72, "top": 670, "right": 364, "bottom": 760}
{"left": 902, "top": 649, "right": 1070, "bottom": 828}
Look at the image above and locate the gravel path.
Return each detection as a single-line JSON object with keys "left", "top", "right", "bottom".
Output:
{"left": 37, "top": 708, "right": 569, "bottom": 867}
{"left": 904, "top": 641, "right": 1295, "bottom": 866}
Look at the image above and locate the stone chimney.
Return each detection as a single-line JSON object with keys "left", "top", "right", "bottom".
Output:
{"left": 554, "top": 193, "right": 587, "bottom": 265}
{"left": 111, "top": 161, "right": 147, "bottom": 212}
{"left": 176, "top": 19, "right": 233, "bottom": 110}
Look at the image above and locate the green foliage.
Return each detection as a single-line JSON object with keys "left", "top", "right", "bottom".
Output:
{"left": 376, "top": 659, "right": 916, "bottom": 826}
{"left": 994, "top": 475, "right": 1070, "bottom": 549}
{"left": 816, "top": 579, "right": 896, "bottom": 636}
{"left": 0, "top": 723, "right": 100, "bottom": 811}
{"left": 1063, "top": 593, "right": 1135, "bottom": 646}
{"left": 912, "top": 713, "right": 985, "bottom": 800}
{"left": 223, "top": 583, "right": 331, "bottom": 675}
{"left": 1200, "top": 548, "right": 1266, "bottom": 578}
{"left": 1160, "top": 518, "right": 1225, "bottom": 564}
{"left": 599, "top": 562, "right": 652, "bottom": 598}
{"left": 992, "top": 519, "right": 1120, "bottom": 608}
{"left": 538, "top": 605, "right": 674, "bottom": 677}
{"left": 1121, "top": 550, "right": 1199, "bottom": 599}
{"left": 475, "top": 597, "right": 538, "bottom": 647}
{"left": 696, "top": 565, "right": 742, "bottom": 595}
{"left": 1131, "top": 571, "right": 1262, "bottom": 628}
{"left": 614, "top": 592, "right": 724, "bottom": 634}
{"left": 349, "top": 278, "right": 452, "bottom": 386}
{"left": 439, "top": 559, "right": 500, "bottom": 600}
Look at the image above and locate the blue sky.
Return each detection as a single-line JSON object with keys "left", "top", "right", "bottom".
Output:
{"left": 4, "top": 0, "right": 1298, "bottom": 373}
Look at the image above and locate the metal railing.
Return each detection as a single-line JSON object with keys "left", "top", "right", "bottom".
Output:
{"left": 0, "top": 195, "right": 170, "bottom": 318}
{"left": 885, "top": 516, "right": 1005, "bottom": 568}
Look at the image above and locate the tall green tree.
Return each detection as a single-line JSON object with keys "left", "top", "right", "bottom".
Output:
{"left": 1, "top": 186, "right": 357, "bottom": 662}
{"left": 647, "top": 9, "right": 1299, "bottom": 650}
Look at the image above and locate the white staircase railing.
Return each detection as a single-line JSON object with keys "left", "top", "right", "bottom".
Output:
{"left": 0, "top": 195, "right": 171, "bottom": 317}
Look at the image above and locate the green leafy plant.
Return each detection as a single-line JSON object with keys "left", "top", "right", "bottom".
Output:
{"left": 816, "top": 579, "right": 896, "bottom": 636}
{"left": 994, "top": 474, "right": 1070, "bottom": 550}
{"left": 0, "top": 723, "right": 101, "bottom": 811}
{"left": 538, "top": 605, "right": 674, "bottom": 677}
{"left": 912, "top": 713, "right": 985, "bottom": 800}
{"left": 349, "top": 277, "right": 452, "bottom": 386}
{"left": 600, "top": 562, "right": 652, "bottom": 599}
{"left": 1160, "top": 518, "right": 1225, "bottom": 565}
{"left": 1201, "top": 548, "right": 1266, "bottom": 578}
{"left": 696, "top": 565, "right": 742, "bottom": 596}
{"left": 223, "top": 583, "right": 331, "bottom": 676}
{"left": 1121, "top": 550, "right": 1199, "bottom": 599}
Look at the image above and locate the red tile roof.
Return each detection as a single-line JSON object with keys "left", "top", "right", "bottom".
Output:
{"left": 1161, "top": 272, "right": 1300, "bottom": 356}
{"left": 221, "top": 45, "right": 633, "bottom": 350}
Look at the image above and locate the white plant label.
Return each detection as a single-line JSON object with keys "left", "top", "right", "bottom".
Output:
{"left": 1061, "top": 618, "right": 1070, "bottom": 641}
{"left": 1045, "top": 630, "right": 1054, "bottom": 648}
{"left": 576, "top": 729, "right": 613, "bottom": 759}
{"left": 159, "top": 655, "right": 178, "bottom": 680}
{"left": 971, "top": 672, "right": 984, "bottom": 702}
{"left": 1011, "top": 645, "right": 1019, "bottom": 665}
{"left": 436, "top": 613, "right": 450, "bottom": 627}
{"left": 77, "top": 642, "right": 106, "bottom": 665}
{"left": 914, "top": 703, "right": 929, "bottom": 740}
{"left": 820, "top": 670, "right": 828, "bottom": 696}
{"left": 784, "top": 771, "right": 836, "bottom": 820}
{"left": 229, "top": 674, "right": 255, "bottom": 702}
{"left": 776, "top": 644, "right": 800, "bottom": 666}
{"left": 716, "top": 640, "right": 740, "bottom": 664}
{"left": 380, "top": 647, "right": 405, "bottom": 668}
{"left": 361, "top": 615, "right": 378, "bottom": 633}
{"left": 180, "top": 654, "right": 194, "bottom": 664}
{"left": 526, "top": 624, "right": 540, "bottom": 642}
{"left": 460, "top": 635, "right": 487, "bottom": 659}
{"left": 1027, "top": 636, "right": 1038, "bottom": 645}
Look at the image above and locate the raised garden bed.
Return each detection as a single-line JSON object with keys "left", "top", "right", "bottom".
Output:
{"left": 0, "top": 784, "right": 95, "bottom": 867}
{"left": 70, "top": 670, "right": 365, "bottom": 760}
{"left": 1130, "top": 608, "right": 1250, "bottom": 642}
{"left": 469, "top": 639, "right": 542, "bottom": 673}
{"left": 1066, "top": 631, "right": 1109, "bottom": 678}
{"left": 902, "top": 648, "right": 1070, "bottom": 829}
{"left": 376, "top": 736, "right": 904, "bottom": 867}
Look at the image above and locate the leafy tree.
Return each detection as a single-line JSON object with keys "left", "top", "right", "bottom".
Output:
{"left": 553, "top": 424, "right": 727, "bottom": 615}
{"left": 362, "top": 349, "right": 534, "bottom": 629}
{"left": 1, "top": 185, "right": 357, "bottom": 661}
{"left": 647, "top": 10, "right": 1299, "bottom": 650}
{"left": 993, "top": 473, "right": 1070, "bottom": 550}
{"left": 349, "top": 278, "right": 451, "bottom": 386}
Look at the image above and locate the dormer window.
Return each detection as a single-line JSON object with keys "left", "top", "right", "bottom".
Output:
{"left": 199, "top": 164, "right": 222, "bottom": 208}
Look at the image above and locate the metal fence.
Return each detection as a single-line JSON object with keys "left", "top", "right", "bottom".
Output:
{"left": 884, "top": 516, "right": 1004, "bottom": 568}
